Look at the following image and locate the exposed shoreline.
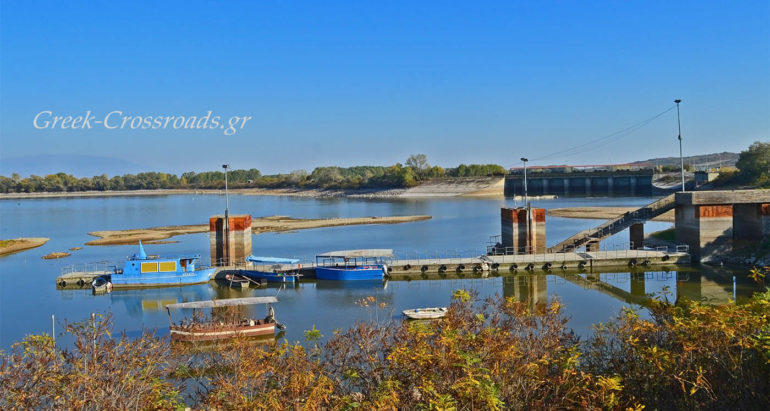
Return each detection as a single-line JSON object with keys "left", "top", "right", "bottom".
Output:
{"left": 0, "top": 177, "right": 507, "bottom": 200}
{"left": 0, "top": 238, "right": 50, "bottom": 256}
{"left": 86, "top": 215, "right": 432, "bottom": 246}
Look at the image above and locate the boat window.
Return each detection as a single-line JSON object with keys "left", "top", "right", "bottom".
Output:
{"left": 141, "top": 262, "right": 158, "bottom": 273}
{"left": 180, "top": 259, "right": 188, "bottom": 271}
{"left": 159, "top": 261, "right": 177, "bottom": 272}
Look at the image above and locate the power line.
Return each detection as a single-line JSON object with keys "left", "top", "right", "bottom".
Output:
{"left": 530, "top": 105, "right": 676, "bottom": 163}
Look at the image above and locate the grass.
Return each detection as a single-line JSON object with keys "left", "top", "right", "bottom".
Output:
{"left": 0, "top": 239, "right": 17, "bottom": 248}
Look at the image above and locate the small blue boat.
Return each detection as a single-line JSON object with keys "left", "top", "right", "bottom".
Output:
{"left": 110, "top": 241, "right": 215, "bottom": 288}
{"left": 315, "top": 249, "right": 392, "bottom": 281}
{"left": 242, "top": 256, "right": 303, "bottom": 283}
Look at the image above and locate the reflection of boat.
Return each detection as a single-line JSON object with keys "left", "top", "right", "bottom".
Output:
{"left": 165, "top": 296, "right": 280, "bottom": 342}
{"left": 242, "top": 256, "right": 302, "bottom": 283}
{"left": 109, "top": 285, "right": 215, "bottom": 318}
{"left": 403, "top": 307, "right": 447, "bottom": 320}
{"left": 315, "top": 249, "right": 391, "bottom": 281}
{"left": 110, "top": 241, "right": 215, "bottom": 288}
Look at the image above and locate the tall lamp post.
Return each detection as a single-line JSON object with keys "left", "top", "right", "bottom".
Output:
{"left": 520, "top": 157, "right": 529, "bottom": 206}
{"left": 520, "top": 157, "right": 530, "bottom": 253}
{"left": 675, "top": 99, "right": 685, "bottom": 192}
{"left": 222, "top": 164, "right": 230, "bottom": 265}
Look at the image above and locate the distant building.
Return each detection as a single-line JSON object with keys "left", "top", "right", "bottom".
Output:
{"left": 694, "top": 171, "right": 719, "bottom": 187}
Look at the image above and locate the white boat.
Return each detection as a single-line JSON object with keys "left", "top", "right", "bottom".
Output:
{"left": 402, "top": 307, "right": 447, "bottom": 320}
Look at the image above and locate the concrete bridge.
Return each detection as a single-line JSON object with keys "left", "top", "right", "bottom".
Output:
{"left": 675, "top": 190, "right": 770, "bottom": 262}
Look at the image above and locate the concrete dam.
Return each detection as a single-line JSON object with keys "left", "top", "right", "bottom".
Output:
{"left": 505, "top": 165, "right": 654, "bottom": 196}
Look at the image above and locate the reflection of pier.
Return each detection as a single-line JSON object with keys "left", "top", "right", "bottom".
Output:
{"left": 501, "top": 268, "right": 750, "bottom": 308}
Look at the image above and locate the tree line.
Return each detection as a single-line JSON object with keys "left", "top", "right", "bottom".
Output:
{"left": 0, "top": 154, "right": 507, "bottom": 193}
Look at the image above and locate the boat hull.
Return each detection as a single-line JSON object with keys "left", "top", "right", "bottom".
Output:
{"left": 241, "top": 270, "right": 299, "bottom": 283}
{"left": 111, "top": 268, "right": 215, "bottom": 288}
{"left": 170, "top": 321, "right": 275, "bottom": 342}
{"left": 315, "top": 266, "right": 383, "bottom": 281}
{"left": 403, "top": 307, "right": 448, "bottom": 320}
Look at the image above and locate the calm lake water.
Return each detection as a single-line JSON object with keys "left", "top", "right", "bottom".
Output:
{"left": 0, "top": 194, "right": 759, "bottom": 349}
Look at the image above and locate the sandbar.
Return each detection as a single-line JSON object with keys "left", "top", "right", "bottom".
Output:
{"left": 86, "top": 215, "right": 432, "bottom": 246}
{"left": 548, "top": 207, "right": 675, "bottom": 223}
{"left": 0, "top": 238, "right": 50, "bottom": 256}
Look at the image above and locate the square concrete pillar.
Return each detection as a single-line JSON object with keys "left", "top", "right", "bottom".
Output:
{"left": 676, "top": 205, "right": 733, "bottom": 262}
{"left": 733, "top": 203, "right": 770, "bottom": 246}
{"left": 630, "top": 223, "right": 644, "bottom": 249}
{"left": 501, "top": 207, "right": 546, "bottom": 254}
{"left": 209, "top": 214, "right": 252, "bottom": 266}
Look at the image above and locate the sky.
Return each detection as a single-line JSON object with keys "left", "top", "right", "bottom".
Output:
{"left": 1, "top": 0, "right": 768, "bottom": 176}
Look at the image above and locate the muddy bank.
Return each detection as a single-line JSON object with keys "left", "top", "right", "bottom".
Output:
{"left": 86, "top": 215, "right": 432, "bottom": 246}
{"left": 548, "top": 206, "right": 675, "bottom": 223}
{"left": 0, "top": 238, "right": 49, "bottom": 256}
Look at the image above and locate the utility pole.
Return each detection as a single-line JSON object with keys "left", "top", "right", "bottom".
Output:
{"left": 675, "top": 99, "right": 685, "bottom": 192}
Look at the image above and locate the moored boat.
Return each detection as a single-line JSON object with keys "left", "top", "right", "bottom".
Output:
{"left": 315, "top": 249, "right": 391, "bottom": 281}
{"left": 402, "top": 307, "right": 447, "bottom": 320}
{"left": 242, "top": 256, "right": 303, "bottom": 283}
{"left": 165, "top": 296, "right": 281, "bottom": 342}
{"left": 109, "top": 241, "right": 215, "bottom": 288}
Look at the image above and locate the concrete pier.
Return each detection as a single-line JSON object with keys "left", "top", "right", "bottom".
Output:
{"left": 500, "top": 207, "right": 546, "bottom": 254}
{"left": 675, "top": 190, "right": 770, "bottom": 262}
{"left": 209, "top": 214, "right": 252, "bottom": 266}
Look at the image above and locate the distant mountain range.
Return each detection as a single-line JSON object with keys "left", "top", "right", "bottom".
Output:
{"left": 630, "top": 152, "right": 738, "bottom": 169}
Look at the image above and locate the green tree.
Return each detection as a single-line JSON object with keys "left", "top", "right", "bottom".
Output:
{"left": 736, "top": 141, "right": 770, "bottom": 187}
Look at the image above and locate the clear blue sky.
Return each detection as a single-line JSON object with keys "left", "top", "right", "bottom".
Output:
{"left": 1, "top": 0, "right": 768, "bottom": 176}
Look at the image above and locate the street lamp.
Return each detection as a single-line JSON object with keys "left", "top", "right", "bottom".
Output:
{"left": 674, "top": 99, "right": 685, "bottom": 192}
{"left": 520, "top": 157, "right": 529, "bottom": 206}
{"left": 520, "top": 157, "right": 531, "bottom": 254}
{"left": 222, "top": 164, "right": 230, "bottom": 264}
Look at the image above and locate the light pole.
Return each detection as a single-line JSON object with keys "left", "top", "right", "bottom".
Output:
{"left": 520, "top": 157, "right": 530, "bottom": 253}
{"left": 520, "top": 157, "right": 529, "bottom": 206}
{"left": 222, "top": 164, "right": 230, "bottom": 265}
{"left": 675, "top": 99, "right": 685, "bottom": 192}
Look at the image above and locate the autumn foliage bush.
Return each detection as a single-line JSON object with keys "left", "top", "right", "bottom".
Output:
{"left": 2, "top": 291, "right": 769, "bottom": 410}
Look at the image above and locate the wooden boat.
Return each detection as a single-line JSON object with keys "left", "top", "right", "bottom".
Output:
{"left": 165, "top": 296, "right": 281, "bottom": 342}
{"left": 402, "top": 307, "right": 447, "bottom": 320}
{"left": 243, "top": 256, "right": 303, "bottom": 283}
{"left": 223, "top": 273, "right": 254, "bottom": 288}
{"left": 315, "top": 249, "right": 392, "bottom": 281}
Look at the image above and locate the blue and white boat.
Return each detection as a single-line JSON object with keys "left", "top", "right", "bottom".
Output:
{"left": 315, "top": 249, "right": 392, "bottom": 281}
{"left": 109, "top": 241, "right": 215, "bottom": 288}
{"left": 242, "top": 256, "right": 303, "bottom": 283}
